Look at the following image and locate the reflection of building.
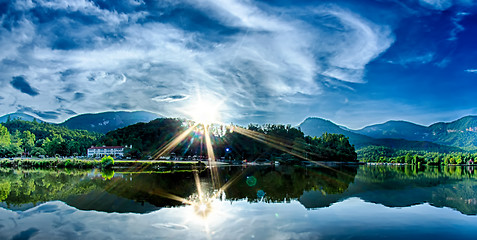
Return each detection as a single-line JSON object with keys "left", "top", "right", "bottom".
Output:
{"left": 87, "top": 146, "right": 125, "bottom": 158}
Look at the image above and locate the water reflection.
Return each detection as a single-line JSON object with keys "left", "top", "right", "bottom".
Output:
{"left": 1, "top": 165, "right": 477, "bottom": 239}
{"left": 0, "top": 166, "right": 358, "bottom": 212}
{"left": 1, "top": 165, "right": 477, "bottom": 215}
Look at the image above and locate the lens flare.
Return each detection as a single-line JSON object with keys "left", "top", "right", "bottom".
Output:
{"left": 189, "top": 99, "right": 220, "bottom": 125}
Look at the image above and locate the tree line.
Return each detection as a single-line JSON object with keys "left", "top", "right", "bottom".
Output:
{"left": 100, "top": 118, "right": 358, "bottom": 162}
{"left": 1, "top": 118, "right": 357, "bottom": 163}
{"left": 358, "top": 145, "right": 476, "bottom": 165}
{"left": 0, "top": 119, "right": 101, "bottom": 157}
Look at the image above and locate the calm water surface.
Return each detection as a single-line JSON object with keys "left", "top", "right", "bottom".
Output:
{"left": 1, "top": 165, "right": 477, "bottom": 239}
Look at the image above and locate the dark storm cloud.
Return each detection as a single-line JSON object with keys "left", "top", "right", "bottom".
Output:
{"left": 10, "top": 76, "right": 39, "bottom": 96}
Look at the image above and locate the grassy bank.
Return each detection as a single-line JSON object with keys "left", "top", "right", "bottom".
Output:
{"left": 0, "top": 158, "right": 206, "bottom": 170}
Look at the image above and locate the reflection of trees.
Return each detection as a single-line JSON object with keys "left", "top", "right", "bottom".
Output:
{"left": 221, "top": 166, "right": 358, "bottom": 202}
{"left": 0, "top": 166, "right": 359, "bottom": 211}
{"left": 3, "top": 166, "right": 476, "bottom": 216}
{"left": 353, "top": 165, "right": 477, "bottom": 215}
{"left": 0, "top": 169, "right": 93, "bottom": 207}
{"left": 0, "top": 180, "right": 11, "bottom": 201}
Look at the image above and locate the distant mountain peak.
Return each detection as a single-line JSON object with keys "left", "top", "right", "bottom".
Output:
{"left": 60, "top": 111, "right": 161, "bottom": 133}
{"left": 0, "top": 112, "right": 44, "bottom": 123}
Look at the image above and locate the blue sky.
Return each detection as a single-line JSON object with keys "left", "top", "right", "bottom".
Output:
{"left": 0, "top": 0, "right": 476, "bottom": 129}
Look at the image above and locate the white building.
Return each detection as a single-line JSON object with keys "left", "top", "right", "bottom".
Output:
{"left": 87, "top": 146, "right": 125, "bottom": 158}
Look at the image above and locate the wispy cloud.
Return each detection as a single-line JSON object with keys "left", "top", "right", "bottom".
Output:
{"left": 419, "top": 0, "right": 453, "bottom": 10}
{"left": 465, "top": 69, "right": 477, "bottom": 73}
{"left": 1, "top": 0, "right": 475, "bottom": 125}
{"left": 152, "top": 95, "right": 190, "bottom": 103}
{"left": 448, "top": 12, "right": 469, "bottom": 41}
{"left": 0, "top": 0, "right": 397, "bottom": 122}
{"left": 387, "top": 52, "right": 435, "bottom": 66}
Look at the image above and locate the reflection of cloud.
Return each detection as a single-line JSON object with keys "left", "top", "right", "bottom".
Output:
{"left": 0, "top": 198, "right": 471, "bottom": 239}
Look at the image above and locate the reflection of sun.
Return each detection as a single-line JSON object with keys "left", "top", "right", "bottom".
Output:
{"left": 188, "top": 99, "right": 220, "bottom": 125}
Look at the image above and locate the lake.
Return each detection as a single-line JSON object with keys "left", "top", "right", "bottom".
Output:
{"left": 1, "top": 164, "right": 477, "bottom": 239}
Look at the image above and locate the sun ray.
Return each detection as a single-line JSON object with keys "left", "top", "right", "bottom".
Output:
{"left": 151, "top": 123, "right": 199, "bottom": 160}
{"left": 203, "top": 124, "right": 221, "bottom": 189}
{"left": 231, "top": 126, "right": 354, "bottom": 178}
{"left": 211, "top": 167, "right": 249, "bottom": 199}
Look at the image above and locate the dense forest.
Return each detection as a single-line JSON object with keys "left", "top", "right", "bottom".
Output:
{"left": 100, "top": 118, "right": 358, "bottom": 162}
{"left": 2, "top": 116, "right": 477, "bottom": 166}
{"left": 358, "top": 145, "right": 476, "bottom": 165}
{"left": 0, "top": 119, "right": 101, "bottom": 157}
{"left": 0, "top": 118, "right": 357, "bottom": 163}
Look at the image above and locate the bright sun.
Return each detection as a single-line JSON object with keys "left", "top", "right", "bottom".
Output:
{"left": 189, "top": 100, "right": 220, "bottom": 125}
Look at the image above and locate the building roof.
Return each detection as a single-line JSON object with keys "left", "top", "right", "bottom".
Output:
{"left": 88, "top": 146, "right": 124, "bottom": 150}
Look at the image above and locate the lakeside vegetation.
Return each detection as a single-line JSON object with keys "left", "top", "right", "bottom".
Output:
{"left": 0, "top": 157, "right": 205, "bottom": 170}
{"left": 358, "top": 145, "right": 476, "bottom": 165}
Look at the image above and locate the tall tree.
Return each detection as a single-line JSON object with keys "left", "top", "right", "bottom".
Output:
{"left": 21, "top": 130, "right": 36, "bottom": 154}
{"left": 0, "top": 124, "right": 11, "bottom": 147}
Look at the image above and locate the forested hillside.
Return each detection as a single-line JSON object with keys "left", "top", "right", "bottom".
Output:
{"left": 0, "top": 120, "right": 102, "bottom": 157}
{"left": 100, "top": 118, "right": 358, "bottom": 162}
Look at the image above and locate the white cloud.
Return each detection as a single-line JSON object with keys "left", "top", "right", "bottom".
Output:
{"left": 316, "top": 8, "right": 394, "bottom": 83}
{"left": 448, "top": 12, "right": 469, "bottom": 41}
{"left": 0, "top": 0, "right": 396, "bottom": 122}
{"left": 419, "top": 0, "right": 453, "bottom": 10}
{"left": 465, "top": 69, "right": 477, "bottom": 73}
{"left": 419, "top": 0, "right": 477, "bottom": 10}
{"left": 387, "top": 52, "right": 435, "bottom": 66}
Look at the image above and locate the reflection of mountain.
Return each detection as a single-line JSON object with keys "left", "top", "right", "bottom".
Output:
{"left": 349, "top": 166, "right": 477, "bottom": 215}
{"left": 65, "top": 190, "right": 161, "bottom": 213}
{"left": 1, "top": 166, "right": 476, "bottom": 215}
{"left": 300, "top": 165, "right": 477, "bottom": 215}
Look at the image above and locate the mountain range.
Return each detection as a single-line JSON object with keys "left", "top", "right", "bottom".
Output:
{"left": 299, "top": 116, "right": 477, "bottom": 151}
{"left": 60, "top": 111, "right": 160, "bottom": 134}
{"left": 0, "top": 112, "right": 44, "bottom": 123}
{"left": 0, "top": 111, "right": 160, "bottom": 134}
{"left": 1, "top": 110, "right": 476, "bottom": 151}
